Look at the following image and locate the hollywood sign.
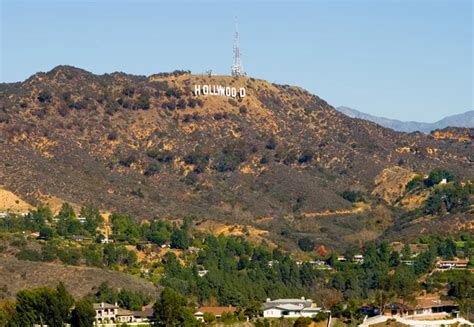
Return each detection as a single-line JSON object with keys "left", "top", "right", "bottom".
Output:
{"left": 194, "top": 85, "right": 246, "bottom": 98}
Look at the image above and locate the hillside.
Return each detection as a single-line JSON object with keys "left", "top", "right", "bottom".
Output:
{"left": 0, "top": 255, "right": 158, "bottom": 300}
{"left": 0, "top": 66, "right": 473, "bottom": 249}
{"left": 337, "top": 106, "right": 474, "bottom": 133}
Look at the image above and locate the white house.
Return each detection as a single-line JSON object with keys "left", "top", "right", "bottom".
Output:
{"left": 197, "top": 269, "right": 209, "bottom": 277}
{"left": 353, "top": 255, "right": 364, "bottom": 264}
{"left": 93, "top": 302, "right": 119, "bottom": 324}
{"left": 435, "top": 259, "right": 468, "bottom": 270}
{"left": 93, "top": 302, "right": 153, "bottom": 324}
{"left": 262, "top": 297, "right": 322, "bottom": 318}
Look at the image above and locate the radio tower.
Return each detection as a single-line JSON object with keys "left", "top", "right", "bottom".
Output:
{"left": 231, "top": 16, "right": 245, "bottom": 77}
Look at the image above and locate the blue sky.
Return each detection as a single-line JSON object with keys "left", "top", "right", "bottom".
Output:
{"left": 1, "top": 0, "right": 472, "bottom": 122}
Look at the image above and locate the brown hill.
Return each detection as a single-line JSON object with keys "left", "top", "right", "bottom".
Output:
{"left": 0, "top": 66, "right": 472, "bottom": 248}
{"left": 0, "top": 255, "right": 158, "bottom": 300}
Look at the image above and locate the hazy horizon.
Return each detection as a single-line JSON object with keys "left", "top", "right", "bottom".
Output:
{"left": 1, "top": 0, "right": 472, "bottom": 122}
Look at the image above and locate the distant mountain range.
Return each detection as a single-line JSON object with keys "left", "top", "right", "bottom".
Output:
{"left": 336, "top": 106, "right": 474, "bottom": 133}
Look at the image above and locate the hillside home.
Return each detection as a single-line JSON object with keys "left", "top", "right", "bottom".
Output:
{"left": 353, "top": 255, "right": 364, "bottom": 264}
{"left": 68, "top": 235, "right": 92, "bottom": 242}
{"left": 188, "top": 246, "right": 201, "bottom": 254}
{"left": 28, "top": 232, "right": 40, "bottom": 239}
{"left": 384, "top": 296, "right": 458, "bottom": 318}
{"left": 194, "top": 306, "right": 236, "bottom": 321}
{"left": 268, "top": 260, "right": 279, "bottom": 267}
{"left": 196, "top": 264, "right": 209, "bottom": 277}
{"left": 116, "top": 308, "right": 135, "bottom": 323}
{"left": 94, "top": 302, "right": 153, "bottom": 324}
{"left": 436, "top": 259, "right": 468, "bottom": 270}
{"left": 132, "top": 305, "right": 154, "bottom": 323}
{"left": 262, "top": 297, "right": 322, "bottom": 318}
{"left": 197, "top": 269, "right": 209, "bottom": 277}
{"left": 93, "top": 302, "right": 119, "bottom": 324}
{"left": 308, "top": 260, "right": 332, "bottom": 270}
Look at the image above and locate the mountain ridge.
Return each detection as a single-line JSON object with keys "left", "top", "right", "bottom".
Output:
{"left": 336, "top": 106, "right": 474, "bottom": 133}
{"left": 0, "top": 66, "right": 472, "bottom": 249}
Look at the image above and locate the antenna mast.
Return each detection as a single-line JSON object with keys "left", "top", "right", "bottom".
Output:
{"left": 231, "top": 16, "right": 245, "bottom": 77}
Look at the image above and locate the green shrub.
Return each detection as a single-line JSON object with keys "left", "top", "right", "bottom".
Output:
{"left": 122, "top": 87, "right": 135, "bottom": 97}
{"left": 313, "top": 311, "right": 330, "bottom": 322}
{"left": 298, "top": 237, "right": 315, "bottom": 252}
{"left": 406, "top": 175, "right": 424, "bottom": 191}
{"left": 203, "top": 312, "right": 215, "bottom": 323}
{"left": 16, "top": 249, "right": 42, "bottom": 261}
{"left": 339, "top": 190, "right": 364, "bottom": 203}
{"left": 136, "top": 95, "right": 150, "bottom": 110}
{"left": 37, "top": 90, "right": 52, "bottom": 103}
{"left": 119, "top": 154, "right": 137, "bottom": 167}
{"left": 177, "top": 99, "right": 187, "bottom": 109}
{"left": 294, "top": 317, "right": 312, "bottom": 326}
{"left": 144, "top": 163, "right": 160, "bottom": 177}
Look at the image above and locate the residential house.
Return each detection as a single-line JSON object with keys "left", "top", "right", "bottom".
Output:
{"left": 268, "top": 260, "right": 279, "bottom": 267}
{"left": 337, "top": 255, "right": 347, "bottom": 262}
{"left": 68, "top": 235, "right": 92, "bottom": 242}
{"left": 353, "top": 255, "right": 364, "bottom": 264}
{"left": 28, "top": 232, "right": 40, "bottom": 239}
{"left": 262, "top": 297, "right": 322, "bottom": 318}
{"left": 436, "top": 259, "right": 468, "bottom": 270}
{"left": 133, "top": 305, "right": 154, "bottom": 323}
{"left": 384, "top": 296, "right": 459, "bottom": 318}
{"left": 100, "top": 237, "right": 111, "bottom": 244}
{"left": 194, "top": 306, "right": 236, "bottom": 321}
{"left": 308, "top": 260, "right": 332, "bottom": 270}
{"left": 196, "top": 265, "right": 209, "bottom": 277}
{"left": 116, "top": 308, "right": 135, "bottom": 323}
{"left": 197, "top": 269, "right": 209, "bottom": 277}
{"left": 359, "top": 305, "right": 380, "bottom": 317}
{"left": 94, "top": 302, "right": 154, "bottom": 324}
{"left": 93, "top": 302, "right": 119, "bottom": 324}
{"left": 188, "top": 246, "right": 201, "bottom": 254}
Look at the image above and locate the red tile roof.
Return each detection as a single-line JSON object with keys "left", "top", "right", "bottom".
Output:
{"left": 195, "top": 306, "right": 236, "bottom": 315}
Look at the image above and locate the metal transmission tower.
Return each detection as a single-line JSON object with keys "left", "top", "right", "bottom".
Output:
{"left": 231, "top": 17, "right": 245, "bottom": 77}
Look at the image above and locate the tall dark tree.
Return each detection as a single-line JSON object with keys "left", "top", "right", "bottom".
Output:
{"left": 56, "top": 282, "right": 74, "bottom": 322}
{"left": 70, "top": 299, "right": 95, "bottom": 327}
{"left": 13, "top": 284, "right": 73, "bottom": 327}
{"left": 153, "top": 288, "right": 197, "bottom": 326}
